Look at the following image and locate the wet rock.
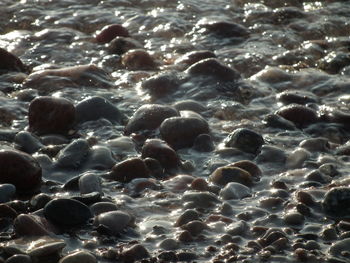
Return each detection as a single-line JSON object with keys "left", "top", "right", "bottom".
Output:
{"left": 30, "top": 193, "right": 52, "bottom": 211}
{"left": 0, "top": 149, "right": 42, "bottom": 192}
{"left": 44, "top": 198, "right": 92, "bottom": 226}
{"left": 95, "top": 24, "right": 129, "bottom": 43}
{"left": 224, "top": 128, "right": 264, "bottom": 155}
{"left": 176, "top": 251, "right": 197, "bottom": 261}
{"left": 193, "top": 134, "right": 215, "bottom": 152}
{"left": 75, "top": 96, "right": 124, "bottom": 124}
{"left": 276, "top": 104, "right": 318, "bottom": 128}
{"left": 175, "top": 50, "right": 216, "bottom": 67}
{"left": 141, "top": 139, "right": 180, "bottom": 172}
{"left": 322, "top": 187, "right": 350, "bottom": 219}
{"left": 94, "top": 210, "right": 131, "bottom": 235}
{"left": 5, "top": 254, "right": 32, "bottom": 263}
{"left": 84, "top": 145, "right": 116, "bottom": 170}
{"left": 319, "top": 52, "right": 350, "bottom": 74}
{"left": 199, "top": 21, "right": 249, "bottom": 38}
{"left": 178, "top": 230, "right": 193, "bottom": 242}
{"left": 160, "top": 116, "right": 210, "bottom": 149}
{"left": 186, "top": 58, "right": 240, "bottom": 82}
{"left": 164, "top": 174, "right": 194, "bottom": 192}
{"left": 276, "top": 90, "right": 318, "bottom": 105}
{"left": 143, "top": 158, "right": 164, "bottom": 178}
{"left": 0, "top": 204, "right": 17, "bottom": 218}
{"left": 219, "top": 182, "right": 252, "bottom": 200}
{"left": 14, "top": 214, "right": 51, "bottom": 236}
{"left": 121, "top": 244, "right": 149, "bottom": 263}
{"left": 284, "top": 211, "right": 305, "bottom": 225}
{"left": 0, "top": 48, "right": 28, "bottom": 74}
{"left": 127, "top": 178, "right": 160, "bottom": 194}
{"left": 121, "top": 49, "right": 157, "bottom": 70}
{"left": 172, "top": 99, "right": 207, "bottom": 113}
{"left": 182, "top": 191, "right": 219, "bottom": 208}
{"left": 55, "top": 139, "right": 90, "bottom": 169}
{"left": 158, "top": 238, "right": 179, "bottom": 250}
{"left": 229, "top": 160, "right": 262, "bottom": 182}
{"left": 190, "top": 178, "right": 208, "bottom": 191}
{"left": 299, "top": 137, "right": 330, "bottom": 152}
{"left": 28, "top": 96, "right": 75, "bottom": 135}
{"left": 90, "top": 202, "right": 118, "bottom": 216}
{"left": 14, "top": 131, "right": 43, "bottom": 154}
{"left": 141, "top": 71, "right": 181, "bottom": 98}
{"left": 210, "top": 166, "right": 253, "bottom": 187}
{"left": 256, "top": 145, "right": 286, "bottom": 163}
{"left": 27, "top": 238, "right": 66, "bottom": 257}
{"left": 59, "top": 251, "right": 97, "bottom": 263}
{"left": 286, "top": 148, "right": 310, "bottom": 169}
{"left": 329, "top": 238, "right": 350, "bottom": 260}
{"left": 110, "top": 158, "right": 149, "bottom": 183}
{"left": 182, "top": 220, "right": 208, "bottom": 236}
{"left": 79, "top": 173, "right": 102, "bottom": 195}
{"left": 125, "top": 104, "right": 179, "bottom": 135}
{"left": 107, "top": 36, "right": 142, "bottom": 55}
{"left": 263, "top": 114, "right": 297, "bottom": 130}
{"left": 0, "top": 184, "right": 16, "bottom": 203}
{"left": 175, "top": 209, "right": 200, "bottom": 227}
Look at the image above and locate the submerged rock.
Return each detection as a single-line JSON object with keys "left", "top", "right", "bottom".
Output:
{"left": 210, "top": 166, "right": 253, "bottom": 187}
{"left": 110, "top": 158, "right": 149, "bottom": 183}
{"left": 121, "top": 49, "right": 157, "bottom": 70}
{"left": 108, "top": 36, "right": 143, "bottom": 55}
{"left": 95, "top": 24, "right": 129, "bottom": 43}
{"left": 94, "top": 210, "right": 131, "bottom": 235}
{"left": 59, "top": 251, "right": 97, "bottom": 263}
{"left": 0, "top": 48, "right": 28, "bottom": 74}
{"left": 141, "top": 71, "right": 182, "bottom": 98}
{"left": 322, "top": 187, "right": 350, "bottom": 219}
{"left": 276, "top": 104, "right": 318, "bottom": 128}
{"left": 224, "top": 128, "right": 264, "bottom": 155}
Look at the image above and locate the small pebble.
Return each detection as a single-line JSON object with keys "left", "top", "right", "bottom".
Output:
{"left": 58, "top": 250, "right": 97, "bottom": 263}
{"left": 95, "top": 24, "right": 129, "bottom": 43}
{"left": 224, "top": 128, "right": 264, "bottom": 155}
{"left": 110, "top": 158, "right": 149, "bottom": 183}
{"left": 121, "top": 49, "right": 157, "bottom": 70}
{"left": 94, "top": 210, "right": 131, "bottom": 235}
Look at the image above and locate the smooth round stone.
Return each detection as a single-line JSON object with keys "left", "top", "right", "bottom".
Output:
{"left": 0, "top": 149, "right": 42, "bottom": 192}
{"left": 286, "top": 148, "right": 311, "bottom": 169}
{"left": 75, "top": 96, "right": 124, "bottom": 125}
{"left": 121, "top": 244, "right": 149, "bottom": 262}
{"left": 175, "top": 50, "right": 216, "bottom": 67}
{"left": 59, "top": 251, "right": 96, "bottom": 263}
{"left": 182, "top": 220, "right": 208, "bottom": 236}
{"left": 79, "top": 173, "right": 102, "bottom": 195}
{"left": 158, "top": 238, "right": 179, "bottom": 251}
{"left": 90, "top": 202, "right": 118, "bottom": 216}
{"left": 193, "top": 134, "right": 215, "bottom": 152}
{"left": 172, "top": 99, "right": 207, "bottom": 113}
{"left": 276, "top": 90, "right": 318, "bottom": 105}
{"left": 0, "top": 184, "right": 16, "bottom": 203}
{"left": 110, "top": 158, "right": 149, "bottom": 183}
{"left": 55, "top": 139, "right": 90, "bottom": 169}
{"left": 14, "top": 131, "right": 43, "bottom": 154}
{"left": 182, "top": 191, "right": 219, "bottom": 208}
{"left": 44, "top": 198, "right": 92, "bottom": 226}
{"left": 95, "top": 24, "right": 129, "bottom": 43}
{"left": 27, "top": 239, "right": 66, "bottom": 257}
{"left": 107, "top": 136, "right": 136, "bottom": 153}
{"left": 219, "top": 182, "right": 252, "bottom": 200}
{"left": 224, "top": 128, "right": 264, "bottom": 155}
{"left": 125, "top": 104, "right": 179, "bottom": 135}
{"left": 200, "top": 21, "right": 249, "bottom": 38}
{"left": 30, "top": 193, "right": 52, "bottom": 211}
{"left": 5, "top": 254, "right": 32, "bottom": 263}
{"left": 141, "top": 71, "right": 181, "bottom": 98}
{"left": 28, "top": 96, "right": 75, "bottom": 135}
{"left": 94, "top": 210, "right": 131, "bottom": 235}
{"left": 41, "top": 134, "right": 69, "bottom": 145}
{"left": 284, "top": 211, "right": 305, "bottom": 225}
{"left": 300, "top": 137, "right": 330, "bottom": 152}
{"left": 228, "top": 160, "right": 262, "bottom": 182}
{"left": 121, "top": 49, "right": 157, "bottom": 70}
{"left": 84, "top": 145, "right": 116, "bottom": 170}
{"left": 141, "top": 139, "right": 180, "bottom": 171}
{"left": 191, "top": 178, "right": 208, "bottom": 191}
{"left": 209, "top": 166, "right": 253, "bottom": 187}
{"left": 0, "top": 204, "right": 18, "bottom": 218}
{"left": 0, "top": 48, "right": 27, "bottom": 73}
{"left": 160, "top": 116, "right": 210, "bottom": 149}
{"left": 163, "top": 174, "right": 195, "bottom": 193}
{"left": 329, "top": 238, "right": 350, "bottom": 258}
{"left": 322, "top": 187, "right": 350, "bottom": 219}
{"left": 14, "top": 214, "right": 51, "bottom": 236}
{"left": 186, "top": 58, "right": 240, "bottom": 81}
{"left": 263, "top": 114, "right": 297, "bottom": 130}
{"left": 175, "top": 209, "right": 200, "bottom": 227}
{"left": 108, "top": 36, "right": 142, "bottom": 55}
{"left": 276, "top": 104, "right": 318, "bottom": 128}
{"left": 256, "top": 145, "right": 286, "bottom": 163}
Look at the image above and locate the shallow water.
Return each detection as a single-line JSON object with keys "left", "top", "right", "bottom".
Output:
{"left": 1, "top": 0, "right": 350, "bottom": 262}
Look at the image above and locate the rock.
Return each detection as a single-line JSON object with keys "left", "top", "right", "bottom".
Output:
{"left": 263, "top": 114, "right": 297, "bottom": 130}
{"left": 175, "top": 50, "right": 216, "bottom": 67}
{"left": 121, "top": 49, "right": 157, "bottom": 70}
{"left": 283, "top": 211, "right": 304, "bottom": 225}
{"left": 329, "top": 238, "right": 350, "bottom": 259}
{"left": 44, "top": 198, "right": 92, "bottom": 226}
{"left": 94, "top": 211, "right": 131, "bottom": 235}
{"left": 75, "top": 96, "right": 124, "bottom": 124}
{"left": 276, "top": 104, "right": 318, "bottom": 128}
{"left": 0, "top": 48, "right": 28, "bottom": 74}
{"left": 199, "top": 21, "right": 249, "bottom": 38}
{"left": 158, "top": 238, "right": 179, "bottom": 250}
{"left": 107, "top": 36, "right": 142, "bottom": 55}
{"left": 83, "top": 145, "right": 116, "bottom": 170}
{"left": 219, "top": 182, "right": 252, "bottom": 200}
{"left": 172, "top": 100, "right": 207, "bottom": 113}
{"left": 29, "top": 193, "right": 52, "bottom": 211}
{"left": 182, "top": 191, "right": 219, "bottom": 208}
{"left": 5, "top": 254, "right": 32, "bottom": 263}
{"left": 141, "top": 139, "right": 180, "bottom": 171}
{"left": 14, "top": 214, "right": 51, "bottom": 236}
{"left": 141, "top": 71, "right": 181, "bottom": 98}
{"left": 186, "top": 58, "right": 240, "bottom": 81}
{"left": 107, "top": 136, "right": 136, "bottom": 154}
{"left": 228, "top": 160, "right": 262, "bottom": 182}
{"left": 125, "top": 104, "right": 179, "bottom": 135}
{"left": 79, "top": 173, "right": 102, "bottom": 195}
{"left": 210, "top": 166, "right": 253, "bottom": 187}
{"left": 175, "top": 209, "right": 200, "bottom": 227}
{"left": 110, "top": 158, "right": 149, "bottom": 183}
{"left": 193, "top": 134, "right": 215, "bottom": 152}
{"left": 322, "top": 187, "right": 350, "bottom": 219}
{"left": 299, "top": 137, "right": 330, "bottom": 152}
{"left": 224, "top": 128, "right": 264, "bottom": 155}
{"left": 27, "top": 238, "right": 66, "bottom": 257}
{"left": 160, "top": 116, "right": 210, "bottom": 149}
{"left": 121, "top": 244, "right": 149, "bottom": 263}
{"left": 28, "top": 96, "right": 75, "bottom": 135}
{"left": 58, "top": 251, "right": 96, "bottom": 263}
{"left": 0, "top": 149, "right": 42, "bottom": 192}
{"left": 0, "top": 204, "right": 18, "bottom": 218}
{"left": 182, "top": 220, "right": 208, "bottom": 236}
{"left": 276, "top": 90, "right": 318, "bottom": 105}
{"left": 0, "top": 184, "right": 16, "bottom": 203}
{"left": 90, "top": 202, "right": 118, "bottom": 216}
{"left": 163, "top": 174, "right": 194, "bottom": 193}
{"left": 55, "top": 139, "right": 90, "bottom": 169}
{"left": 256, "top": 145, "right": 286, "bottom": 163}
{"left": 14, "top": 131, "right": 43, "bottom": 154}
{"left": 95, "top": 24, "right": 129, "bottom": 43}
{"left": 190, "top": 178, "right": 208, "bottom": 191}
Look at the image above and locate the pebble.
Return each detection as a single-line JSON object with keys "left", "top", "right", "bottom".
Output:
{"left": 0, "top": 204, "right": 18, "bottom": 218}
{"left": 182, "top": 220, "right": 208, "bottom": 236}
{"left": 141, "top": 71, "right": 181, "bottom": 98}
{"left": 175, "top": 50, "right": 216, "bottom": 67}
{"left": 5, "top": 254, "right": 32, "bottom": 263}
{"left": 121, "top": 244, "right": 149, "bottom": 262}
{"left": 158, "top": 238, "right": 179, "bottom": 250}
{"left": 27, "top": 238, "right": 66, "bottom": 257}
{"left": 219, "top": 182, "right": 252, "bottom": 200}
{"left": 95, "top": 24, "right": 129, "bottom": 43}
{"left": 0, "top": 149, "right": 42, "bottom": 192}
{"left": 276, "top": 90, "right": 318, "bottom": 105}
{"left": 84, "top": 145, "right": 116, "bottom": 170}
{"left": 299, "top": 137, "right": 330, "bottom": 152}
{"left": 110, "top": 158, "right": 149, "bottom": 183}
{"left": 79, "top": 173, "right": 102, "bottom": 195}
{"left": 163, "top": 174, "right": 194, "bottom": 192}
{"left": 29, "top": 193, "right": 52, "bottom": 211}
{"left": 14, "top": 214, "right": 51, "bottom": 236}
{"left": 276, "top": 104, "right": 318, "bottom": 128}
{"left": 182, "top": 191, "right": 219, "bottom": 208}
{"left": 190, "top": 178, "right": 208, "bottom": 191}
{"left": 55, "top": 139, "right": 90, "bottom": 169}
{"left": 175, "top": 209, "right": 200, "bottom": 227}
{"left": 121, "top": 49, "right": 157, "bottom": 70}
{"left": 90, "top": 202, "right": 118, "bottom": 216}
{"left": 329, "top": 238, "right": 350, "bottom": 259}
{"left": 0, "top": 48, "right": 28, "bottom": 73}
{"left": 160, "top": 116, "right": 210, "bottom": 149}
{"left": 124, "top": 104, "right": 179, "bottom": 135}
{"left": 209, "top": 166, "right": 253, "bottom": 187}
{"left": 283, "top": 211, "right": 305, "bottom": 225}
{"left": 0, "top": 184, "right": 16, "bottom": 203}
{"left": 141, "top": 139, "right": 180, "bottom": 172}
{"left": 75, "top": 96, "right": 124, "bottom": 125}
{"left": 199, "top": 21, "right": 249, "bottom": 38}
{"left": 256, "top": 145, "right": 286, "bottom": 163}
{"left": 172, "top": 99, "right": 207, "bottom": 113}
{"left": 107, "top": 36, "right": 143, "bottom": 55}
{"left": 322, "top": 187, "right": 350, "bottom": 219}
{"left": 286, "top": 148, "right": 310, "bottom": 169}
{"left": 44, "top": 198, "right": 92, "bottom": 226}
{"left": 178, "top": 230, "right": 193, "bottom": 242}
{"left": 224, "top": 128, "right": 264, "bottom": 155}
{"left": 28, "top": 96, "right": 75, "bottom": 135}
{"left": 58, "top": 251, "right": 97, "bottom": 263}
{"left": 14, "top": 131, "right": 43, "bottom": 154}
{"left": 193, "top": 133, "right": 215, "bottom": 152}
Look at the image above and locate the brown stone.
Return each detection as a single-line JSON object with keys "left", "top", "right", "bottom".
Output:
{"left": 110, "top": 158, "right": 149, "bottom": 183}
{"left": 95, "top": 24, "right": 129, "bottom": 43}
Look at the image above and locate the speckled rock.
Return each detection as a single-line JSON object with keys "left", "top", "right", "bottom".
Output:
{"left": 75, "top": 96, "right": 124, "bottom": 124}
{"left": 110, "top": 158, "right": 149, "bottom": 183}
{"left": 44, "top": 198, "right": 92, "bottom": 226}
{"left": 95, "top": 24, "right": 129, "bottom": 43}
{"left": 209, "top": 166, "right": 253, "bottom": 187}
{"left": 224, "top": 128, "right": 264, "bottom": 155}
{"left": 58, "top": 251, "right": 97, "bottom": 263}
{"left": 322, "top": 187, "right": 350, "bottom": 219}
{"left": 108, "top": 36, "right": 142, "bottom": 55}
{"left": 0, "top": 48, "right": 28, "bottom": 73}
{"left": 141, "top": 139, "right": 180, "bottom": 171}
{"left": 28, "top": 96, "right": 75, "bottom": 135}
{"left": 0, "top": 149, "right": 42, "bottom": 192}
{"left": 160, "top": 116, "right": 210, "bottom": 149}
{"left": 219, "top": 182, "right": 252, "bottom": 200}
{"left": 121, "top": 49, "right": 157, "bottom": 70}
{"left": 94, "top": 210, "right": 131, "bottom": 235}
{"left": 125, "top": 104, "right": 179, "bottom": 135}
{"left": 276, "top": 104, "right": 318, "bottom": 128}
{"left": 0, "top": 184, "right": 16, "bottom": 203}
{"left": 55, "top": 139, "right": 90, "bottom": 169}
